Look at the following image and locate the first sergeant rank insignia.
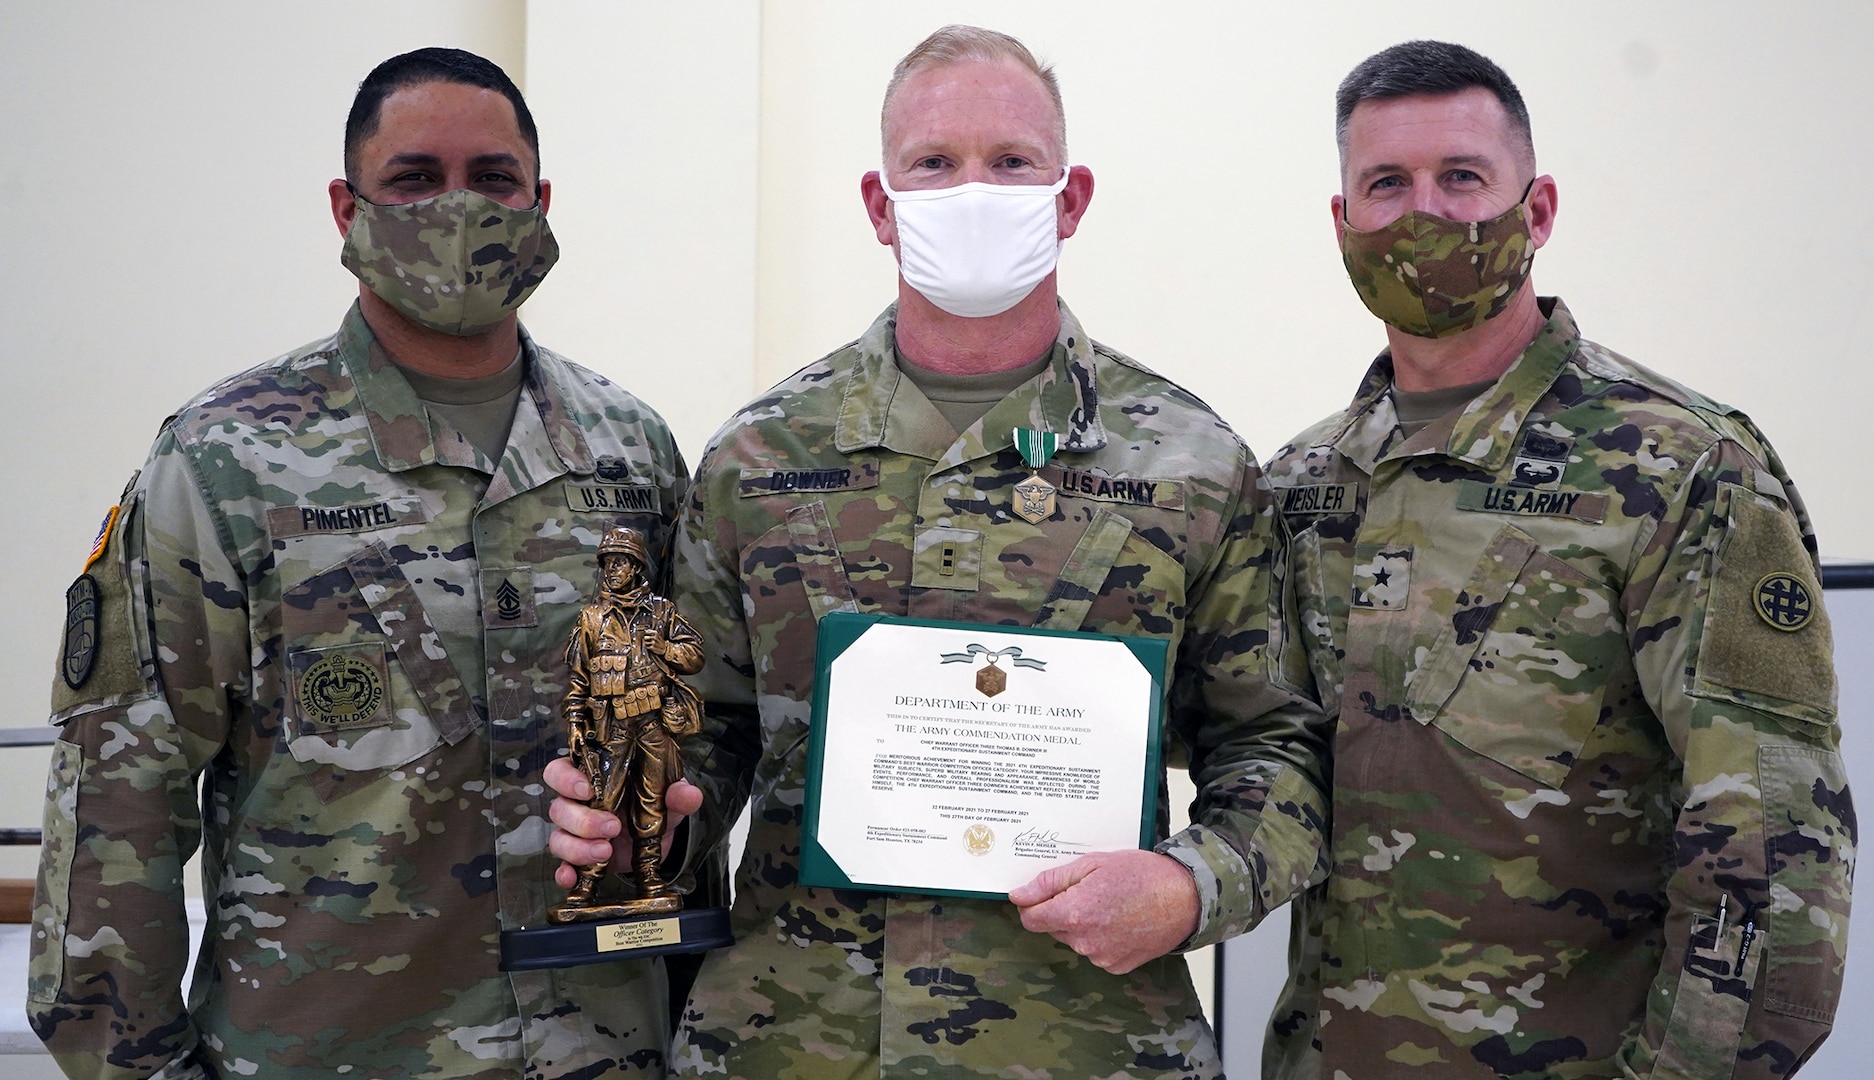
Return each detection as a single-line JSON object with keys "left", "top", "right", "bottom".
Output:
{"left": 1012, "top": 427, "right": 1059, "bottom": 524}
{"left": 1753, "top": 571, "right": 1815, "bottom": 631}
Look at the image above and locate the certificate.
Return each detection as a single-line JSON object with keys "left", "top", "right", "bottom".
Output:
{"left": 800, "top": 613, "right": 1165, "bottom": 899}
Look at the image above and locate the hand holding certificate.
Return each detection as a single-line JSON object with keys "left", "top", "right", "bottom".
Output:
{"left": 801, "top": 614, "right": 1166, "bottom": 899}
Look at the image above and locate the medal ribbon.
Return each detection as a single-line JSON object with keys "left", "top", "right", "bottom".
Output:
{"left": 1014, "top": 428, "right": 1058, "bottom": 470}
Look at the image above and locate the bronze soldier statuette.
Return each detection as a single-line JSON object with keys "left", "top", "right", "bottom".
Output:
{"left": 500, "top": 525, "right": 732, "bottom": 969}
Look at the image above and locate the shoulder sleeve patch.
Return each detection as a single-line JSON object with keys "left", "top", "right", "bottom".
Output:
{"left": 50, "top": 495, "right": 155, "bottom": 719}
{"left": 82, "top": 505, "right": 119, "bottom": 573}
{"left": 1691, "top": 482, "right": 1835, "bottom": 728}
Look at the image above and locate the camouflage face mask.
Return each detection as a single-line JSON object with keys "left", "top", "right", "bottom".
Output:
{"left": 1338, "top": 196, "right": 1534, "bottom": 339}
{"left": 341, "top": 187, "right": 560, "bottom": 336}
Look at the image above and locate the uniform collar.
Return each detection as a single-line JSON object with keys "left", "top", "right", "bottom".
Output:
{"left": 337, "top": 302, "right": 595, "bottom": 476}
{"left": 1330, "top": 296, "right": 1580, "bottom": 473}
{"left": 832, "top": 300, "right": 1107, "bottom": 464}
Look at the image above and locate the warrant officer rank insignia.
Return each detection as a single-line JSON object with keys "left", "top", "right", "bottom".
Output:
{"left": 1012, "top": 427, "right": 1059, "bottom": 524}
{"left": 1753, "top": 571, "right": 1814, "bottom": 631}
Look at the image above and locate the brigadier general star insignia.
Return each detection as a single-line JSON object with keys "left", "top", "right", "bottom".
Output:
{"left": 1012, "top": 427, "right": 1059, "bottom": 524}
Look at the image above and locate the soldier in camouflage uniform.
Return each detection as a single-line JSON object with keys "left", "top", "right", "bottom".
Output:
{"left": 547, "top": 26, "right": 1329, "bottom": 1079}
{"left": 1261, "top": 41, "right": 1852, "bottom": 1078}
{"left": 31, "top": 49, "right": 685, "bottom": 1078}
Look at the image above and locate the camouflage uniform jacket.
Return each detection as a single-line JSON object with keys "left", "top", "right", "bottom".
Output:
{"left": 670, "top": 302, "right": 1329, "bottom": 1078}
{"left": 31, "top": 304, "right": 687, "bottom": 1079}
{"left": 1262, "top": 298, "right": 1851, "bottom": 1079}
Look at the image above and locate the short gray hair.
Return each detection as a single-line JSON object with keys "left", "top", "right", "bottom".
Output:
{"left": 880, "top": 25, "right": 1068, "bottom": 165}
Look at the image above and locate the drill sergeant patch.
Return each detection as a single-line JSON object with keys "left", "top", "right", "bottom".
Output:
{"left": 298, "top": 651, "right": 387, "bottom": 727}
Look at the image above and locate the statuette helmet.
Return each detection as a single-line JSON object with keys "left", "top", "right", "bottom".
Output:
{"left": 598, "top": 525, "right": 649, "bottom": 568}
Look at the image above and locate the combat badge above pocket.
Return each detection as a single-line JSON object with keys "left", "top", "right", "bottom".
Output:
{"left": 1691, "top": 482, "right": 1836, "bottom": 730}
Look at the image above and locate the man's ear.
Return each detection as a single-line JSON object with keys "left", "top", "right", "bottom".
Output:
{"left": 329, "top": 179, "right": 358, "bottom": 238}
{"left": 1524, "top": 174, "right": 1557, "bottom": 249}
{"left": 862, "top": 171, "right": 895, "bottom": 247}
{"left": 1055, "top": 165, "right": 1095, "bottom": 240}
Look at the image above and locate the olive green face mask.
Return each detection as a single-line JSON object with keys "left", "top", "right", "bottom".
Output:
{"left": 1339, "top": 195, "right": 1534, "bottom": 339}
{"left": 341, "top": 187, "right": 560, "bottom": 336}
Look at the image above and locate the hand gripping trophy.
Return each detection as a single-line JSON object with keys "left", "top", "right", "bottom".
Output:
{"left": 502, "top": 525, "right": 730, "bottom": 968}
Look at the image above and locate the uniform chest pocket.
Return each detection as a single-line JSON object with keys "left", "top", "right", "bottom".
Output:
{"left": 1407, "top": 525, "right": 1622, "bottom": 789}
{"left": 281, "top": 544, "right": 472, "bottom": 793}
{"left": 1287, "top": 514, "right": 1358, "bottom": 714}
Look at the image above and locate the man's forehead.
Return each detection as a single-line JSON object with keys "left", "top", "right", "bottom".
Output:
{"left": 884, "top": 57, "right": 1061, "bottom": 152}
{"left": 1346, "top": 88, "right": 1514, "bottom": 150}
{"left": 365, "top": 81, "right": 534, "bottom": 162}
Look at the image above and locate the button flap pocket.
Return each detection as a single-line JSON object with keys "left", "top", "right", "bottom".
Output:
{"left": 1405, "top": 526, "right": 1539, "bottom": 721}
{"left": 344, "top": 545, "right": 477, "bottom": 745}
{"left": 1416, "top": 529, "right": 1622, "bottom": 790}
{"left": 785, "top": 500, "right": 859, "bottom": 620}
{"left": 1034, "top": 507, "right": 1136, "bottom": 631}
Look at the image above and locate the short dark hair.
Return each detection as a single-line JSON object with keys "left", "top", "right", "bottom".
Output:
{"left": 344, "top": 47, "right": 539, "bottom": 183}
{"left": 1335, "top": 41, "right": 1532, "bottom": 172}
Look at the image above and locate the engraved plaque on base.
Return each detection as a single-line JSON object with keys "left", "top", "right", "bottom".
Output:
{"left": 501, "top": 906, "right": 733, "bottom": 971}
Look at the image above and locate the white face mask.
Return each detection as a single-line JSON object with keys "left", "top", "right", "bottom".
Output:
{"left": 879, "top": 169, "right": 1071, "bottom": 319}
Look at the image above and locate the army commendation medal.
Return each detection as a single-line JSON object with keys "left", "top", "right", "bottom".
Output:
{"left": 1012, "top": 427, "right": 1059, "bottom": 524}
{"left": 799, "top": 613, "right": 1168, "bottom": 900}
{"left": 499, "top": 526, "right": 732, "bottom": 972}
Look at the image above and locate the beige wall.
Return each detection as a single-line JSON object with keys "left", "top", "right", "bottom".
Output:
{"left": 0, "top": 0, "right": 528, "bottom": 878}
{"left": 518, "top": 2, "right": 761, "bottom": 453}
{"left": 0, "top": 0, "right": 1866, "bottom": 1032}
{"left": 746, "top": 2, "right": 1874, "bottom": 554}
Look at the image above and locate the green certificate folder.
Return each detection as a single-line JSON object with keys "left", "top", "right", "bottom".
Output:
{"left": 799, "top": 612, "right": 1167, "bottom": 900}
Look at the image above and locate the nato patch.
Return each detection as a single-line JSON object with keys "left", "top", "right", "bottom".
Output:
{"left": 1277, "top": 484, "right": 1354, "bottom": 516}
{"left": 1754, "top": 572, "right": 1815, "bottom": 631}
{"left": 299, "top": 652, "right": 386, "bottom": 726}
{"left": 60, "top": 575, "right": 101, "bottom": 690}
{"left": 566, "top": 481, "right": 659, "bottom": 513}
{"left": 1457, "top": 481, "right": 1607, "bottom": 523}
